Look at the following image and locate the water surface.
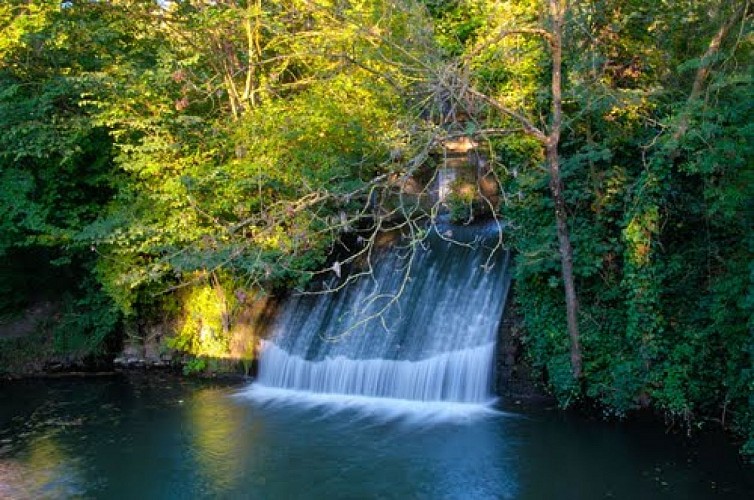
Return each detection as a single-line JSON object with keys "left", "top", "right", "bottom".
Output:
{"left": 0, "top": 375, "right": 752, "bottom": 499}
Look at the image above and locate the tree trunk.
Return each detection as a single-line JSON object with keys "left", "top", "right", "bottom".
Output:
{"left": 471, "top": 0, "right": 583, "bottom": 378}
{"left": 547, "top": 142, "right": 582, "bottom": 379}
{"left": 548, "top": 0, "right": 582, "bottom": 379}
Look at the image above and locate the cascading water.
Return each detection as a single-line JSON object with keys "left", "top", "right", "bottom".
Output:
{"left": 254, "top": 221, "right": 511, "bottom": 404}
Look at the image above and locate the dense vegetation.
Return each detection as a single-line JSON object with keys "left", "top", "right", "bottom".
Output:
{"left": 1, "top": 1, "right": 752, "bottom": 452}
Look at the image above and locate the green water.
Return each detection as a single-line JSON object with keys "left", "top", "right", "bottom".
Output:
{"left": 0, "top": 374, "right": 751, "bottom": 499}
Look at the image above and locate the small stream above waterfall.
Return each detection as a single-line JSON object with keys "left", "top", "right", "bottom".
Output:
{"left": 255, "top": 220, "right": 511, "bottom": 403}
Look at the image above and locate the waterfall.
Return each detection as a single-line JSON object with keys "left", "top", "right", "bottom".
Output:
{"left": 255, "top": 221, "right": 511, "bottom": 404}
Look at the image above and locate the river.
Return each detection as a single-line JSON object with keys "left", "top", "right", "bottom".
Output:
{"left": 1, "top": 374, "right": 751, "bottom": 499}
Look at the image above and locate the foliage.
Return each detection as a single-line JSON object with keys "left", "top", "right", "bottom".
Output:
{"left": 0, "top": 0, "right": 121, "bottom": 355}
{"left": 167, "top": 274, "right": 238, "bottom": 359}
{"left": 1, "top": 0, "right": 434, "bottom": 357}
{"left": 182, "top": 357, "right": 209, "bottom": 376}
{"left": 78, "top": 0, "right": 433, "bottom": 316}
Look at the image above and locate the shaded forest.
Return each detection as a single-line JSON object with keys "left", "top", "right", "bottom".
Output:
{"left": 0, "top": 1, "right": 752, "bottom": 452}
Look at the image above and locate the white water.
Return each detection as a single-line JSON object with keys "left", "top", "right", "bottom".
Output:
{"left": 255, "top": 222, "right": 511, "bottom": 404}
{"left": 239, "top": 384, "right": 504, "bottom": 425}
{"left": 259, "top": 342, "right": 496, "bottom": 402}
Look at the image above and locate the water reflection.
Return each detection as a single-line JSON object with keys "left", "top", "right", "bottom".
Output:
{"left": 0, "top": 431, "right": 84, "bottom": 498}
{"left": 186, "top": 388, "right": 251, "bottom": 494}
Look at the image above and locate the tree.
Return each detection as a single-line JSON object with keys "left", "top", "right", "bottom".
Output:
{"left": 446, "top": 0, "right": 582, "bottom": 378}
{"left": 427, "top": 0, "right": 753, "bottom": 432}
{"left": 79, "top": 0, "right": 437, "bottom": 311}
{"left": 0, "top": 0, "right": 126, "bottom": 350}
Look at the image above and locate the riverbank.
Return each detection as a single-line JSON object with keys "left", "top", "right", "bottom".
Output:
{"left": 0, "top": 305, "right": 251, "bottom": 380}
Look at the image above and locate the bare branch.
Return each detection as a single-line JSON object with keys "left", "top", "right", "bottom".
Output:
{"left": 466, "top": 87, "right": 547, "bottom": 141}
